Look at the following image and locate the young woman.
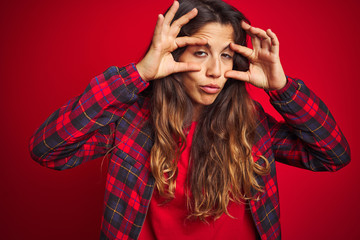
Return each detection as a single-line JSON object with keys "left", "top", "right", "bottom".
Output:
{"left": 29, "top": 0, "right": 351, "bottom": 239}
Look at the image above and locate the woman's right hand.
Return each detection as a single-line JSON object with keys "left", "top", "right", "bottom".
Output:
{"left": 136, "top": 1, "right": 207, "bottom": 82}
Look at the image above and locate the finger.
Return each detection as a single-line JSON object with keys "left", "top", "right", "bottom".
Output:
{"left": 241, "top": 21, "right": 271, "bottom": 50}
{"left": 230, "top": 43, "right": 254, "bottom": 59}
{"left": 240, "top": 21, "right": 252, "bottom": 32}
{"left": 170, "top": 8, "right": 198, "bottom": 36}
{"left": 251, "top": 27, "right": 271, "bottom": 50}
{"left": 225, "top": 70, "right": 250, "bottom": 82}
{"left": 163, "top": 1, "right": 180, "bottom": 26}
{"left": 242, "top": 21, "right": 270, "bottom": 40}
{"left": 241, "top": 21, "right": 260, "bottom": 49}
{"left": 175, "top": 36, "right": 207, "bottom": 48}
{"left": 153, "top": 14, "right": 165, "bottom": 40}
{"left": 173, "top": 62, "right": 202, "bottom": 73}
{"left": 266, "top": 29, "right": 279, "bottom": 54}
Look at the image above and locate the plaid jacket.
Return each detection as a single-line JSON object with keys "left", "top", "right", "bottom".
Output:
{"left": 29, "top": 63, "right": 350, "bottom": 240}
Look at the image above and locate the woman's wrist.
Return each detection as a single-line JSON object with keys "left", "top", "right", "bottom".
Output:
{"left": 135, "top": 61, "right": 149, "bottom": 82}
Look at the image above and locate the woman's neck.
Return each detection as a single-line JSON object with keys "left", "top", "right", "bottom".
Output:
{"left": 192, "top": 103, "right": 203, "bottom": 122}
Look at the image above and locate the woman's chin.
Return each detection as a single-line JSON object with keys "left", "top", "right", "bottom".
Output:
{"left": 192, "top": 98, "right": 217, "bottom": 108}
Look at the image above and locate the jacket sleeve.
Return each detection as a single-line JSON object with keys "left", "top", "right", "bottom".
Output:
{"left": 29, "top": 63, "right": 149, "bottom": 170}
{"left": 266, "top": 76, "right": 350, "bottom": 171}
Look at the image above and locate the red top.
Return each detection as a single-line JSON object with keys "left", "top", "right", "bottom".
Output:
{"left": 139, "top": 122, "right": 258, "bottom": 239}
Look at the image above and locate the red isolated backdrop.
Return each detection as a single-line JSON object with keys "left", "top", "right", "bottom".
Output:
{"left": 0, "top": 0, "right": 359, "bottom": 239}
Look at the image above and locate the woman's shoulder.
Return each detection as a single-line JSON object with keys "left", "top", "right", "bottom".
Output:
{"left": 253, "top": 100, "right": 267, "bottom": 119}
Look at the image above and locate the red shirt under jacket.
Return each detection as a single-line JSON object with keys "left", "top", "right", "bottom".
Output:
{"left": 139, "top": 122, "right": 258, "bottom": 240}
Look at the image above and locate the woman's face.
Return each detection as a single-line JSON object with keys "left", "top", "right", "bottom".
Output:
{"left": 178, "top": 22, "right": 235, "bottom": 110}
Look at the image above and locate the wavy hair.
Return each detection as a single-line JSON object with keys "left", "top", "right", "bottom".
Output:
{"left": 147, "top": 0, "right": 270, "bottom": 221}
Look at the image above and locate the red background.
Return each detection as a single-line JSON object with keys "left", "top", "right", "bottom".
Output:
{"left": 1, "top": 0, "right": 359, "bottom": 239}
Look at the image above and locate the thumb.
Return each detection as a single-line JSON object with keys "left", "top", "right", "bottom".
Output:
{"left": 225, "top": 70, "right": 250, "bottom": 82}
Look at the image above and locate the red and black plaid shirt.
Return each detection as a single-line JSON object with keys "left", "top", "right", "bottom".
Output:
{"left": 29, "top": 63, "right": 350, "bottom": 240}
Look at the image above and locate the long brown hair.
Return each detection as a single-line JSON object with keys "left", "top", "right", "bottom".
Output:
{"left": 147, "top": 0, "right": 270, "bottom": 221}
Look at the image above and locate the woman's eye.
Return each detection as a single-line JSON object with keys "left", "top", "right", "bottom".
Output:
{"left": 194, "top": 51, "right": 207, "bottom": 57}
{"left": 222, "top": 53, "right": 233, "bottom": 59}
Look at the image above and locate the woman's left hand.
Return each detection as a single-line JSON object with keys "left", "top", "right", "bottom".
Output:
{"left": 225, "top": 21, "right": 287, "bottom": 91}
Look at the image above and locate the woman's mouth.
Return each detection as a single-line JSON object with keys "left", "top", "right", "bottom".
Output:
{"left": 199, "top": 84, "right": 221, "bottom": 94}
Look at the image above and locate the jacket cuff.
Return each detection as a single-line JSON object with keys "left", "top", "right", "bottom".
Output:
{"left": 266, "top": 76, "right": 299, "bottom": 102}
{"left": 122, "top": 63, "right": 149, "bottom": 92}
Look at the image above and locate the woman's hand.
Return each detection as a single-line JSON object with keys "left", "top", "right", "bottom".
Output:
{"left": 136, "top": 1, "right": 207, "bottom": 82}
{"left": 225, "top": 21, "right": 287, "bottom": 91}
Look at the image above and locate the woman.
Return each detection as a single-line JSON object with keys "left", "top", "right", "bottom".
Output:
{"left": 29, "top": 0, "right": 351, "bottom": 239}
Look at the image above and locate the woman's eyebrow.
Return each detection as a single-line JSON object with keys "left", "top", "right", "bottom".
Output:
{"left": 202, "top": 43, "right": 233, "bottom": 51}
{"left": 223, "top": 44, "right": 232, "bottom": 51}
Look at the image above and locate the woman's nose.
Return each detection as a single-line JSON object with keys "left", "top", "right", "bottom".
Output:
{"left": 205, "top": 57, "right": 221, "bottom": 78}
